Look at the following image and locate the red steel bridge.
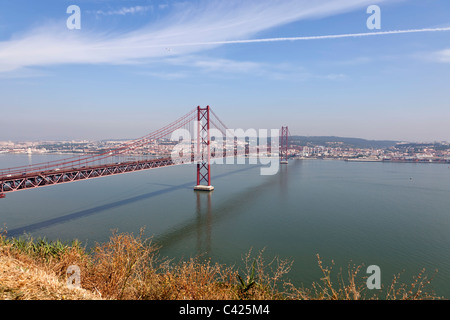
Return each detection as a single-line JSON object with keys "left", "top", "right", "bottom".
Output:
{"left": 0, "top": 106, "right": 288, "bottom": 198}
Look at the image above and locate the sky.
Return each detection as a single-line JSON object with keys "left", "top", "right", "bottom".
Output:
{"left": 0, "top": 0, "right": 449, "bottom": 142}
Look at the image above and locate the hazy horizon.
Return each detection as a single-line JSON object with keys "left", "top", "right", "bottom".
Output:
{"left": 1, "top": 135, "right": 448, "bottom": 145}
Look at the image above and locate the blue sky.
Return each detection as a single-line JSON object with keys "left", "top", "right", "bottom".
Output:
{"left": 0, "top": 0, "right": 449, "bottom": 142}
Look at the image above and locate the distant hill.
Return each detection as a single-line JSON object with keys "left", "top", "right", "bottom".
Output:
{"left": 289, "top": 136, "right": 399, "bottom": 149}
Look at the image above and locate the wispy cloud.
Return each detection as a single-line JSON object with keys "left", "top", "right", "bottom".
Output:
{"left": 158, "top": 55, "right": 346, "bottom": 81}
{"left": 136, "top": 70, "right": 187, "bottom": 80}
{"left": 415, "top": 48, "right": 450, "bottom": 64}
{"left": 333, "top": 56, "right": 373, "bottom": 66}
{"left": 432, "top": 48, "right": 450, "bottom": 63}
{"left": 169, "top": 56, "right": 263, "bottom": 74}
{"left": 91, "top": 5, "right": 153, "bottom": 16}
{"left": 0, "top": 0, "right": 390, "bottom": 73}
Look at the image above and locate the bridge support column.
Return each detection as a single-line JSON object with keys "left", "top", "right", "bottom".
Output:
{"left": 194, "top": 105, "right": 214, "bottom": 192}
{"left": 280, "top": 126, "right": 289, "bottom": 164}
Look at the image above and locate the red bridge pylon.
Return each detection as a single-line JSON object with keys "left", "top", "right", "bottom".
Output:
{"left": 194, "top": 105, "right": 214, "bottom": 191}
{"left": 280, "top": 126, "right": 289, "bottom": 164}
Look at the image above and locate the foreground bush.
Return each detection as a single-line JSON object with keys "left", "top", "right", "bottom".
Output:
{"left": 0, "top": 229, "right": 442, "bottom": 300}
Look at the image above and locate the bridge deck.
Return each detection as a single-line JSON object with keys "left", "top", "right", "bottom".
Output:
{"left": 0, "top": 157, "right": 176, "bottom": 195}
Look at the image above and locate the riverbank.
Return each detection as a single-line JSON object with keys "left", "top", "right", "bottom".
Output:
{"left": 0, "top": 230, "right": 442, "bottom": 300}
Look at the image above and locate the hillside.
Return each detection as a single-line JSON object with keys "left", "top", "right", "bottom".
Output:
{"left": 290, "top": 136, "right": 399, "bottom": 149}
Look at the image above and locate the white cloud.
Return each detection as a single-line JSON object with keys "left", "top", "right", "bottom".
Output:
{"left": 176, "top": 56, "right": 263, "bottom": 74}
{"left": 415, "top": 48, "right": 450, "bottom": 64}
{"left": 137, "top": 71, "right": 187, "bottom": 80}
{"left": 320, "top": 73, "right": 347, "bottom": 80}
{"left": 160, "top": 55, "right": 346, "bottom": 81}
{"left": 333, "top": 56, "right": 373, "bottom": 65}
{"left": 432, "top": 49, "right": 450, "bottom": 63}
{"left": 92, "top": 5, "right": 153, "bottom": 16}
{"left": 163, "top": 55, "right": 289, "bottom": 77}
{"left": 0, "top": 0, "right": 389, "bottom": 73}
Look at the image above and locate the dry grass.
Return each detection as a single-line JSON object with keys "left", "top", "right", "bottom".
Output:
{"left": 0, "top": 229, "right": 443, "bottom": 300}
{"left": 0, "top": 249, "right": 100, "bottom": 300}
{"left": 284, "top": 254, "right": 441, "bottom": 300}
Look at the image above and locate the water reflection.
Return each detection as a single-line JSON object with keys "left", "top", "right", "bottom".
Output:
{"left": 279, "top": 163, "right": 288, "bottom": 197}
{"left": 155, "top": 162, "right": 296, "bottom": 253}
{"left": 195, "top": 191, "right": 212, "bottom": 257}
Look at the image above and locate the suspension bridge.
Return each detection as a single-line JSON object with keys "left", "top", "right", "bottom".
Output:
{"left": 0, "top": 106, "right": 289, "bottom": 198}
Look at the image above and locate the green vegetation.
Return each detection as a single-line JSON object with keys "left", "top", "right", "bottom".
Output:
{"left": 0, "top": 229, "right": 443, "bottom": 300}
{"left": 1, "top": 236, "right": 84, "bottom": 261}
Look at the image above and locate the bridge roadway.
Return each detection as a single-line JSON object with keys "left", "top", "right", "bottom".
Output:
{"left": 0, "top": 157, "right": 177, "bottom": 196}
{"left": 0, "top": 145, "right": 265, "bottom": 198}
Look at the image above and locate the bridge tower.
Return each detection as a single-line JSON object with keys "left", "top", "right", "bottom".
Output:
{"left": 280, "top": 126, "right": 289, "bottom": 164}
{"left": 194, "top": 105, "right": 214, "bottom": 191}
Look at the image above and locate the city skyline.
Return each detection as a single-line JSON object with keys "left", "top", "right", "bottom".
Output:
{"left": 1, "top": 0, "right": 450, "bottom": 142}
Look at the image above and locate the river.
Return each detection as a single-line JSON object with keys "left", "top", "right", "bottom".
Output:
{"left": 1, "top": 153, "right": 450, "bottom": 298}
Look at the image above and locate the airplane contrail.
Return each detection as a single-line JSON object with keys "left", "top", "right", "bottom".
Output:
{"left": 200, "top": 27, "right": 450, "bottom": 45}
{"left": 100, "top": 27, "right": 450, "bottom": 50}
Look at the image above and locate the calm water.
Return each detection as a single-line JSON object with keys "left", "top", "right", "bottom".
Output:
{"left": 1, "top": 153, "right": 450, "bottom": 298}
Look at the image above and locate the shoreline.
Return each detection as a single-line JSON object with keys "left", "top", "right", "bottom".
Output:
{"left": 1, "top": 152, "right": 449, "bottom": 164}
{"left": 293, "top": 157, "right": 450, "bottom": 164}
